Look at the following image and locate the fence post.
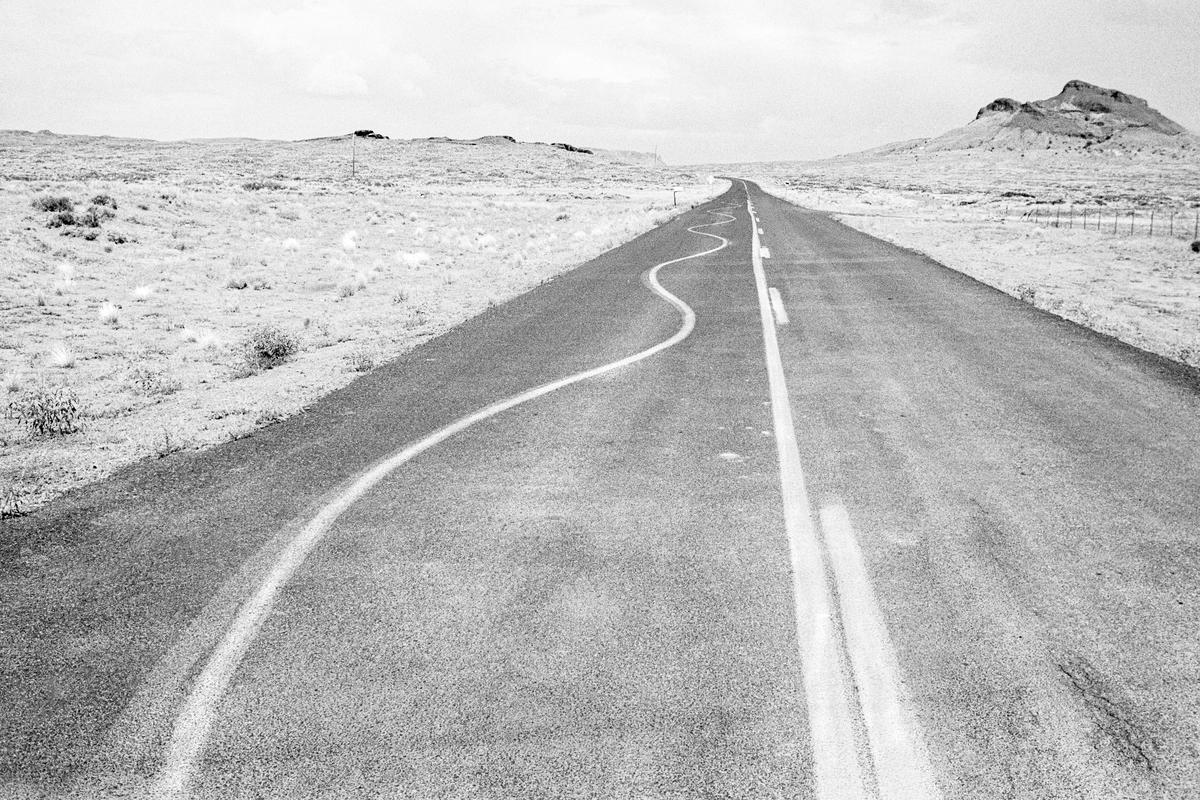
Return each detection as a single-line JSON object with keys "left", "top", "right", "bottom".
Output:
{"left": 1170, "top": 211, "right": 1174, "bottom": 237}
{"left": 1113, "top": 210, "right": 1118, "bottom": 234}
{"left": 1055, "top": 206, "right": 1061, "bottom": 227}
{"left": 1149, "top": 209, "right": 1155, "bottom": 237}
{"left": 1195, "top": 209, "right": 1199, "bottom": 240}
{"left": 1129, "top": 210, "right": 1135, "bottom": 235}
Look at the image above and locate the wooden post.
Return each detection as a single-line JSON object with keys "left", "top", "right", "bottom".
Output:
{"left": 1113, "top": 210, "right": 1118, "bottom": 234}
{"left": 1129, "top": 210, "right": 1135, "bottom": 235}
{"left": 1149, "top": 209, "right": 1155, "bottom": 237}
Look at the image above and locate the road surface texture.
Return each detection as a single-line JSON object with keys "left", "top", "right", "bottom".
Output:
{"left": 2, "top": 181, "right": 1198, "bottom": 799}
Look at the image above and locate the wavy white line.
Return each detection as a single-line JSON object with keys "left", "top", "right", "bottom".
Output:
{"left": 149, "top": 210, "right": 734, "bottom": 798}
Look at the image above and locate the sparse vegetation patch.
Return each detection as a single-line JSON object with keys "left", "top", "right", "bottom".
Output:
{"left": 7, "top": 383, "right": 81, "bottom": 436}
{"left": 32, "top": 195, "right": 74, "bottom": 213}
{"left": 346, "top": 347, "right": 376, "bottom": 372}
{"left": 240, "top": 325, "right": 299, "bottom": 371}
{"left": 46, "top": 210, "right": 77, "bottom": 228}
{"left": 1, "top": 131, "right": 720, "bottom": 516}
{"left": 127, "top": 362, "right": 181, "bottom": 396}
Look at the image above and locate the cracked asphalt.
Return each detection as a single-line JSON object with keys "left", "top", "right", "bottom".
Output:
{"left": 2, "top": 181, "right": 1199, "bottom": 798}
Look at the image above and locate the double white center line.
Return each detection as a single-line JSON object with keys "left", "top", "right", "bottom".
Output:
{"left": 745, "top": 185, "right": 940, "bottom": 800}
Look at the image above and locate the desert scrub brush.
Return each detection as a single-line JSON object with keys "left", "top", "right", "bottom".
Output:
{"left": 7, "top": 383, "right": 81, "bottom": 436}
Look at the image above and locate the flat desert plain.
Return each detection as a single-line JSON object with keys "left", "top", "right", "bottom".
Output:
{"left": 0, "top": 131, "right": 721, "bottom": 516}
{"left": 737, "top": 148, "right": 1200, "bottom": 368}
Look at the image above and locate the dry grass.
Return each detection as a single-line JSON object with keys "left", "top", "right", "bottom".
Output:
{"left": 735, "top": 149, "right": 1200, "bottom": 368}
{"left": 0, "top": 131, "right": 723, "bottom": 513}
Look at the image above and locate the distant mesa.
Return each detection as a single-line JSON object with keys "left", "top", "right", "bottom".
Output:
{"left": 551, "top": 142, "right": 594, "bottom": 154}
{"left": 417, "top": 134, "right": 660, "bottom": 165}
{"left": 972, "top": 80, "right": 1185, "bottom": 137}
{"left": 469, "top": 134, "right": 519, "bottom": 146}
{"left": 863, "top": 80, "right": 1196, "bottom": 156}
{"left": 0, "top": 127, "right": 664, "bottom": 166}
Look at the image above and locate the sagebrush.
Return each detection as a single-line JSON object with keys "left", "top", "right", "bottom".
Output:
{"left": 32, "top": 195, "right": 73, "bottom": 213}
{"left": 7, "top": 384, "right": 81, "bottom": 436}
{"left": 241, "top": 325, "right": 299, "bottom": 371}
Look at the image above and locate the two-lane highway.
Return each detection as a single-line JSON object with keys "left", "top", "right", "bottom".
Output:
{"left": 747, "top": 180, "right": 1200, "bottom": 799}
{"left": 2, "top": 181, "right": 1199, "bottom": 799}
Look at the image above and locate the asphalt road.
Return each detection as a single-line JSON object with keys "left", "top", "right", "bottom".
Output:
{"left": 3, "top": 181, "right": 1199, "bottom": 799}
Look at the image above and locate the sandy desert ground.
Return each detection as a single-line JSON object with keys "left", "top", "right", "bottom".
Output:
{"left": 0, "top": 131, "right": 722, "bottom": 516}
{"left": 736, "top": 149, "right": 1200, "bottom": 369}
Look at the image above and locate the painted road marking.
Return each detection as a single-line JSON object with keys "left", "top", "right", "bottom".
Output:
{"left": 758, "top": 227, "right": 764, "bottom": 235}
{"left": 744, "top": 180, "right": 940, "bottom": 800}
{"left": 151, "top": 211, "right": 736, "bottom": 799}
{"left": 821, "top": 505, "right": 941, "bottom": 800}
{"left": 743, "top": 182, "right": 868, "bottom": 800}
{"left": 783, "top": 257, "right": 903, "bottom": 265}
{"left": 761, "top": 245, "right": 771, "bottom": 259}
{"left": 768, "top": 287, "right": 789, "bottom": 326}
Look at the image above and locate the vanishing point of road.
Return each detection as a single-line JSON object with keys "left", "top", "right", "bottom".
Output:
{"left": 3, "top": 181, "right": 1198, "bottom": 799}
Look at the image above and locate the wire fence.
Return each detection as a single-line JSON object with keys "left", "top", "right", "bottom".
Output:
{"left": 1018, "top": 205, "right": 1200, "bottom": 240}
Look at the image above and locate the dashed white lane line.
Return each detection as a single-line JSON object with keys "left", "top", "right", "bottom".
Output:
{"left": 820, "top": 505, "right": 941, "bottom": 800}
{"left": 744, "top": 183, "right": 868, "bottom": 800}
{"left": 150, "top": 211, "right": 736, "bottom": 799}
{"left": 768, "top": 287, "right": 790, "bottom": 326}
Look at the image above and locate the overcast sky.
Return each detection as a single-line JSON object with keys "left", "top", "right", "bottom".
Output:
{"left": 2, "top": 0, "right": 1197, "bottom": 164}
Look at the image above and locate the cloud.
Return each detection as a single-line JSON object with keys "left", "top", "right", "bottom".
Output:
{"left": 0, "top": 0, "right": 1196, "bottom": 160}
{"left": 223, "top": 3, "right": 417, "bottom": 99}
{"left": 304, "top": 53, "right": 369, "bottom": 96}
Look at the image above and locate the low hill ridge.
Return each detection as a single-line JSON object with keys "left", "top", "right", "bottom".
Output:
{"left": 859, "top": 80, "right": 1196, "bottom": 156}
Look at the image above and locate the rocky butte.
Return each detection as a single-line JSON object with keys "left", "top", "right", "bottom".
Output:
{"left": 864, "top": 80, "right": 1197, "bottom": 156}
